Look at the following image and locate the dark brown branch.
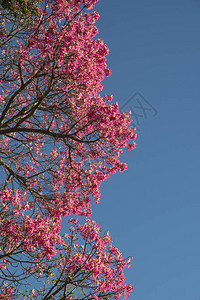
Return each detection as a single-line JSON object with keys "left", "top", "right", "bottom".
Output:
{"left": 0, "top": 62, "right": 47, "bottom": 127}
{"left": 0, "top": 158, "right": 27, "bottom": 187}
{"left": 0, "top": 127, "right": 102, "bottom": 144}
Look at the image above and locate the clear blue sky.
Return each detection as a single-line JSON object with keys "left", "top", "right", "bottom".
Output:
{"left": 90, "top": 0, "right": 200, "bottom": 299}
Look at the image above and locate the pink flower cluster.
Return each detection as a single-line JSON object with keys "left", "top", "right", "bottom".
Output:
{"left": 0, "top": 188, "right": 62, "bottom": 264}
{"left": 0, "top": 283, "right": 13, "bottom": 300}
{"left": 54, "top": 218, "right": 133, "bottom": 299}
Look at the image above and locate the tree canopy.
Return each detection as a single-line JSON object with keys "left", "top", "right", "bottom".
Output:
{"left": 0, "top": 0, "right": 136, "bottom": 298}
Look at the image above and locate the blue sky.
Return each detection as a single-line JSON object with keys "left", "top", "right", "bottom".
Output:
{"left": 90, "top": 0, "right": 200, "bottom": 299}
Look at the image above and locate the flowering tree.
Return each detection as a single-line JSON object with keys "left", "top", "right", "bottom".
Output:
{"left": 0, "top": 0, "right": 136, "bottom": 298}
